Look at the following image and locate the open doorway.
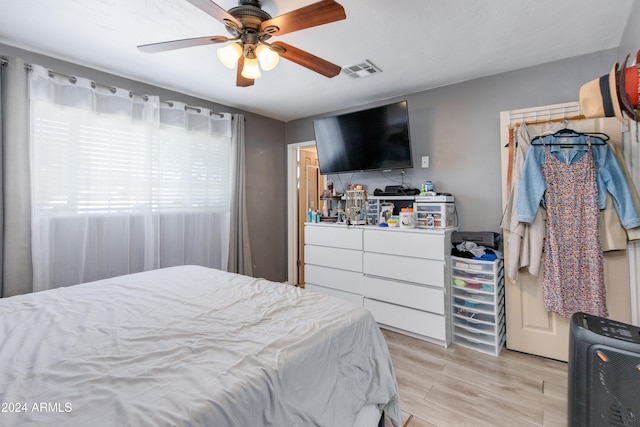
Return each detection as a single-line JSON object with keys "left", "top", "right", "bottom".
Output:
{"left": 287, "top": 141, "right": 324, "bottom": 287}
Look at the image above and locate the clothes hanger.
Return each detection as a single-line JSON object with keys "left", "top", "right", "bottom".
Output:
{"left": 531, "top": 128, "right": 608, "bottom": 145}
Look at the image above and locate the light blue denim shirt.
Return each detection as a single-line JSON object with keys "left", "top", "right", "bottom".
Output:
{"left": 517, "top": 135, "right": 640, "bottom": 230}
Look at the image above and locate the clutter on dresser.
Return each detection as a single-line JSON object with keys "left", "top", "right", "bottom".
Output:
{"left": 373, "top": 185, "right": 420, "bottom": 197}
{"left": 345, "top": 187, "right": 367, "bottom": 225}
{"left": 399, "top": 207, "right": 416, "bottom": 228}
{"left": 367, "top": 185, "right": 456, "bottom": 229}
{"left": 313, "top": 182, "right": 457, "bottom": 229}
{"left": 414, "top": 194, "right": 455, "bottom": 229}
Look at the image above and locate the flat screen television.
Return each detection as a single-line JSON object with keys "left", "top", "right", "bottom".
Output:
{"left": 312, "top": 100, "right": 413, "bottom": 174}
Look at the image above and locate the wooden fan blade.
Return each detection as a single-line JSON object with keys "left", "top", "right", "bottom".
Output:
{"left": 185, "top": 0, "right": 243, "bottom": 29}
{"left": 271, "top": 42, "right": 341, "bottom": 78}
{"left": 138, "top": 36, "right": 228, "bottom": 53}
{"left": 236, "top": 56, "right": 255, "bottom": 87}
{"left": 260, "top": 0, "right": 345, "bottom": 36}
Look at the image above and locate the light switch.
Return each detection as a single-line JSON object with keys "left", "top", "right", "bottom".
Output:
{"left": 421, "top": 156, "right": 429, "bottom": 168}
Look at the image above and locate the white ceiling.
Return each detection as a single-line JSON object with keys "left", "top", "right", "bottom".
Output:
{"left": 0, "top": 0, "right": 634, "bottom": 122}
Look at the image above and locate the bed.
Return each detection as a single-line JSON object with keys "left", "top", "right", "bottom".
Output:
{"left": 0, "top": 265, "right": 400, "bottom": 427}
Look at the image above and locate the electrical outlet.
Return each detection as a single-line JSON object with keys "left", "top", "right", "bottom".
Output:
{"left": 421, "top": 156, "right": 429, "bottom": 168}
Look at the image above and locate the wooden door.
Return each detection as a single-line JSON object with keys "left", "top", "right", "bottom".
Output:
{"left": 500, "top": 103, "right": 632, "bottom": 362}
{"left": 296, "top": 148, "right": 322, "bottom": 287}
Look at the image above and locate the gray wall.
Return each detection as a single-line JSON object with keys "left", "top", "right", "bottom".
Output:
{"left": 286, "top": 48, "right": 626, "bottom": 233}
{"left": 1, "top": 43, "right": 288, "bottom": 282}
{"left": 619, "top": 0, "right": 640, "bottom": 60}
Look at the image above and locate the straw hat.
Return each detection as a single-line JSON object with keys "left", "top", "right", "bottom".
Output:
{"left": 617, "top": 51, "right": 639, "bottom": 120}
{"left": 579, "top": 62, "right": 624, "bottom": 123}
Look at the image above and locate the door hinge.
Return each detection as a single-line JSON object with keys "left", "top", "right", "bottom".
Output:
{"left": 622, "top": 120, "right": 630, "bottom": 133}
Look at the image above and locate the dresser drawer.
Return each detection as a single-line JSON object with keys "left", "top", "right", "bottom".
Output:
{"left": 364, "top": 299, "right": 446, "bottom": 342}
{"left": 364, "top": 276, "right": 444, "bottom": 314}
{"left": 305, "top": 225, "right": 362, "bottom": 250}
{"left": 305, "top": 245, "right": 362, "bottom": 272}
{"left": 305, "top": 264, "right": 363, "bottom": 295}
{"left": 363, "top": 252, "right": 444, "bottom": 286}
{"left": 306, "top": 284, "right": 363, "bottom": 307}
{"left": 364, "top": 229, "right": 446, "bottom": 260}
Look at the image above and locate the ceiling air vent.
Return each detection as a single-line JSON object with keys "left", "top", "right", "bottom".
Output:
{"left": 341, "top": 60, "right": 382, "bottom": 79}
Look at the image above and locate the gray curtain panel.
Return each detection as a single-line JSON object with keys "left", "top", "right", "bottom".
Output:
{"left": 0, "top": 57, "right": 33, "bottom": 297}
{"left": 227, "top": 114, "right": 253, "bottom": 276}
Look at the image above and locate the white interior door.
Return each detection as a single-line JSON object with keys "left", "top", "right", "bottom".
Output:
{"left": 500, "top": 102, "right": 633, "bottom": 362}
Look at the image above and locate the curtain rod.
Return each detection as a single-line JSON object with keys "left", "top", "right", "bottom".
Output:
{"left": 0, "top": 56, "right": 225, "bottom": 118}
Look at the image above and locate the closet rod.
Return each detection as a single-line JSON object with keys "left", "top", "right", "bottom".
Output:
{"left": 0, "top": 56, "right": 225, "bottom": 118}
{"left": 504, "top": 113, "right": 589, "bottom": 147}
{"left": 510, "top": 114, "right": 586, "bottom": 128}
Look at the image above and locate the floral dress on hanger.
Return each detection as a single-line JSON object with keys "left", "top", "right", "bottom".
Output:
{"left": 540, "top": 138, "right": 606, "bottom": 317}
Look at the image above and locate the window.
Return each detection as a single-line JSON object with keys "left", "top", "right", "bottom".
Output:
{"left": 29, "top": 65, "right": 233, "bottom": 290}
{"left": 31, "top": 102, "right": 231, "bottom": 216}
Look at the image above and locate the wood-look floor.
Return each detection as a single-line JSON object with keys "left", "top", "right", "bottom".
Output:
{"left": 381, "top": 329, "right": 569, "bottom": 427}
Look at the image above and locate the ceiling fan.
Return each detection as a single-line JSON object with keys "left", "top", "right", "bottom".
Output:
{"left": 138, "top": 0, "right": 346, "bottom": 87}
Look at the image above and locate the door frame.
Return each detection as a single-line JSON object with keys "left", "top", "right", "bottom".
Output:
{"left": 624, "top": 115, "right": 640, "bottom": 325}
{"left": 286, "top": 140, "right": 316, "bottom": 285}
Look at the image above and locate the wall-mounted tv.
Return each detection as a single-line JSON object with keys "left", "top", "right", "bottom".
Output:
{"left": 312, "top": 100, "right": 413, "bottom": 175}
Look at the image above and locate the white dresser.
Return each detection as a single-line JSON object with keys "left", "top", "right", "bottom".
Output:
{"left": 304, "top": 223, "right": 454, "bottom": 347}
{"left": 304, "top": 224, "right": 364, "bottom": 306}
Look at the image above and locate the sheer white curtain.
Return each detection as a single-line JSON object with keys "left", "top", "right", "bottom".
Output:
{"left": 29, "top": 65, "right": 233, "bottom": 291}
{"left": 156, "top": 101, "right": 232, "bottom": 270}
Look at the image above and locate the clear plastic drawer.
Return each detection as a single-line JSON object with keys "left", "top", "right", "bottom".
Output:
{"left": 452, "top": 286, "right": 495, "bottom": 304}
{"left": 452, "top": 306, "right": 496, "bottom": 324}
{"left": 453, "top": 316, "right": 497, "bottom": 332}
{"left": 453, "top": 334, "right": 500, "bottom": 356}
{"left": 453, "top": 297, "right": 495, "bottom": 312}
{"left": 453, "top": 325, "right": 495, "bottom": 342}
{"left": 452, "top": 277, "right": 495, "bottom": 293}
{"left": 451, "top": 257, "right": 502, "bottom": 281}
{"left": 451, "top": 256, "right": 502, "bottom": 274}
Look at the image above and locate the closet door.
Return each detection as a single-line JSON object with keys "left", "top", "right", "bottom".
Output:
{"left": 500, "top": 104, "right": 632, "bottom": 362}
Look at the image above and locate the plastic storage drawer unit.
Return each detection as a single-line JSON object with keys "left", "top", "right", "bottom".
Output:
{"left": 450, "top": 256, "right": 505, "bottom": 356}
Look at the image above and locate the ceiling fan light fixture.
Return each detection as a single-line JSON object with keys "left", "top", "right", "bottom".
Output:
{"left": 139, "top": 0, "right": 347, "bottom": 86}
{"left": 217, "top": 42, "right": 243, "bottom": 68}
{"left": 255, "top": 44, "right": 279, "bottom": 71}
{"left": 241, "top": 57, "right": 262, "bottom": 79}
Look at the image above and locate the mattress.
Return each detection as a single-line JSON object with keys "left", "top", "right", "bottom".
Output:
{"left": 0, "top": 266, "right": 400, "bottom": 426}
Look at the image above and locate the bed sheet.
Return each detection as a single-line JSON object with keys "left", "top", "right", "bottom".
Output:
{"left": 0, "top": 266, "right": 400, "bottom": 426}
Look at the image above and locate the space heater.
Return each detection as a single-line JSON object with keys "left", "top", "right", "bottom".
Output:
{"left": 568, "top": 312, "right": 640, "bottom": 426}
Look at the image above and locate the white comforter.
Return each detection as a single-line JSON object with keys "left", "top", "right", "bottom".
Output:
{"left": 0, "top": 266, "right": 400, "bottom": 427}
